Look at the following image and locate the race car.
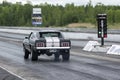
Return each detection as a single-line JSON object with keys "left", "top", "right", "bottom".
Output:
{"left": 23, "top": 30, "right": 71, "bottom": 61}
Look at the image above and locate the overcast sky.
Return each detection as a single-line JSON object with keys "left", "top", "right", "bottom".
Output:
{"left": 0, "top": 0, "right": 120, "bottom": 6}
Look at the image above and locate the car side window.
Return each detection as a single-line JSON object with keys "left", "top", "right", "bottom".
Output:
{"left": 28, "top": 32, "right": 35, "bottom": 40}
{"left": 30, "top": 33, "right": 35, "bottom": 40}
{"left": 28, "top": 32, "right": 33, "bottom": 39}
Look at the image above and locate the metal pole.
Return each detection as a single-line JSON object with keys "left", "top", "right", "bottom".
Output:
{"left": 101, "top": 37, "right": 104, "bottom": 46}
{"left": 101, "top": 20, "right": 104, "bottom": 46}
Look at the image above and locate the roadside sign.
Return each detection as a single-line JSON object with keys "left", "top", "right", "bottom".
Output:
{"left": 33, "top": 8, "right": 41, "bottom": 14}
{"left": 32, "top": 8, "right": 42, "bottom": 26}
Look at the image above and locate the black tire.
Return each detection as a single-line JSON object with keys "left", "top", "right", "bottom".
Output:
{"left": 62, "top": 50, "right": 70, "bottom": 61}
{"left": 31, "top": 49, "right": 38, "bottom": 61}
{"left": 54, "top": 53, "right": 60, "bottom": 61}
{"left": 23, "top": 47, "right": 29, "bottom": 59}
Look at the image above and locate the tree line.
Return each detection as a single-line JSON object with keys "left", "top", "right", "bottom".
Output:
{"left": 0, "top": 1, "right": 120, "bottom": 27}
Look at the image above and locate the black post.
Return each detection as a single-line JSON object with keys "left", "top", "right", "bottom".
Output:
{"left": 101, "top": 37, "right": 104, "bottom": 46}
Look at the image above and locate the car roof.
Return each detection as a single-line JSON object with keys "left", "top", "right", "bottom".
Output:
{"left": 31, "top": 30, "right": 61, "bottom": 35}
{"left": 38, "top": 30, "right": 61, "bottom": 33}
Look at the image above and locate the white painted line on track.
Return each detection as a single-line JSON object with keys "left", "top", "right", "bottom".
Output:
{"left": 0, "top": 65, "right": 26, "bottom": 80}
{"left": 0, "top": 36, "right": 22, "bottom": 42}
{"left": 71, "top": 51, "right": 120, "bottom": 63}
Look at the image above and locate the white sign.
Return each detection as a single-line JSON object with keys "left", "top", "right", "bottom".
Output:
{"left": 32, "top": 8, "right": 42, "bottom": 25}
{"left": 83, "top": 41, "right": 100, "bottom": 51}
{"left": 33, "top": 8, "right": 41, "bottom": 14}
{"left": 107, "top": 45, "right": 120, "bottom": 55}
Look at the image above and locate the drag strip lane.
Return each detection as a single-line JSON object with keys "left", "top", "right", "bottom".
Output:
{"left": 0, "top": 33, "right": 120, "bottom": 80}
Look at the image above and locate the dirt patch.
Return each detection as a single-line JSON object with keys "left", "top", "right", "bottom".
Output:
{"left": 67, "top": 23, "right": 95, "bottom": 28}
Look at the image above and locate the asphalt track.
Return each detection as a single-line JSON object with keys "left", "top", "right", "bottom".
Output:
{"left": 0, "top": 32, "right": 120, "bottom": 80}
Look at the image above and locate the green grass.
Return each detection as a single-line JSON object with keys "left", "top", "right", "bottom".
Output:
{"left": 108, "top": 23, "right": 120, "bottom": 29}
{"left": 67, "top": 23, "right": 95, "bottom": 28}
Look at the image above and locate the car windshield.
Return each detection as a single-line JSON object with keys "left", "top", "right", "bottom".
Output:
{"left": 40, "top": 32, "right": 62, "bottom": 38}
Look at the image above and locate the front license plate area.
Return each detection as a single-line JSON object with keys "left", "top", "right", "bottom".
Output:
{"left": 49, "top": 49, "right": 57, "bottom": 52}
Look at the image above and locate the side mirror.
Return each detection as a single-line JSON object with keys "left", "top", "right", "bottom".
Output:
{"left": 25, "top": 37, "right": 28, "bottom": 39}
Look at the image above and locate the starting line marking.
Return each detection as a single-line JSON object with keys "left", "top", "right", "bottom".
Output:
{"left": 107, "top": 45, "right": 120, "bottom": 55}
{"left": 83, "top": 41, "right": 100, "bottom": 51}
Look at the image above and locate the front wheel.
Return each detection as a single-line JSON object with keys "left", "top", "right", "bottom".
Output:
{"left": 23, "top": 47, "right": 29, "bottom": 59}
{"left": 31, "top": 49, "right": 38, "bottom": 61}
{"left": 62, "top": 50, "right": 70, "bottom": 61}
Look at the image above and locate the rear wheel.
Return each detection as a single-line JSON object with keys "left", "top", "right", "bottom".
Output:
{"left": 62, "top": 50, "right": 70, "bottom": 61}
{"left": 31, "top": 49, "right": 38, "bottom": 61}
{"left": 23, "top": 47, "right": 29, "bottom": 59}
